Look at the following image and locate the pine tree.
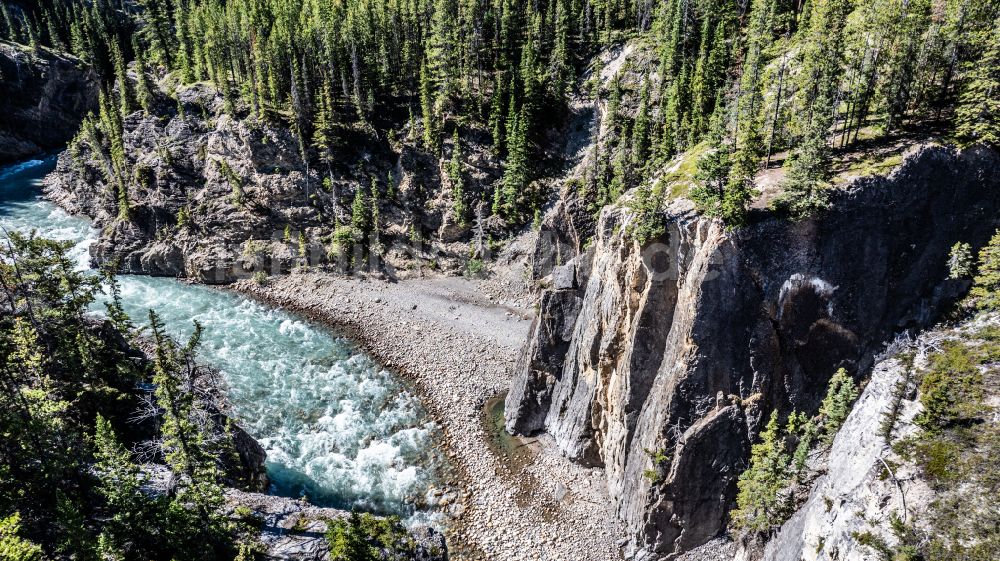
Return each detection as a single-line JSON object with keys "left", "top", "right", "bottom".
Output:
{"left": 971, "top": 229, "right": 1000, "bottom": 311}
{"left": 420, "top": 58, "right": 436, "bottom": 150}
{"left": 448, "top": 129, "right": 468, "bottom": 223}
{"left": 955, "top": 20, "right": 1000, "bottom": 146}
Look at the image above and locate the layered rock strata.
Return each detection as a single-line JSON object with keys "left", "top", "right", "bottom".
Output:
{"left": 506, "top": 144, "right": 1000, "bottom": 558}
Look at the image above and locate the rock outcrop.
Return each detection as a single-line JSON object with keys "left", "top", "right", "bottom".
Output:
{"left": 0, "top": 41, "right": 98, "bottom": 163}
{"left": 225, "top": 490, "right": 448, "bottom": 561}
{"left": 43, "top": 71, "right": 506, "bottom": 283}
{"left": 755, "top": 311, "right": 999, "bottom": 561}
{"left": 754, "top": 350, "right": 921, "bottom": 561}
{"left": 505, "top": 143, "right": 1000, "bottom": 559}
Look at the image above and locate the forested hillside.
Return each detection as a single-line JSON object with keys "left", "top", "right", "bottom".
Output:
{"left": 2, "top": 1, "right": 1000, "bottom": 560}
{"left": 0, "top": 233, "right": 268, "bottom": 559}
{"left": 2, "top": 0, "right": 997, "bottom": 242}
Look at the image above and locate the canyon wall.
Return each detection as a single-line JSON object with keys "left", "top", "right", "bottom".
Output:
{"left": 506, "top": 144, "right": 1000, "bottom": 559}
{"left": 0, "top": 41, "right": 97, "bottom": 163}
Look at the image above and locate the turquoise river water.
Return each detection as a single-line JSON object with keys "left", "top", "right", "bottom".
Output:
{"left": 0, "top": 157, "right": 442, "bottom": 524}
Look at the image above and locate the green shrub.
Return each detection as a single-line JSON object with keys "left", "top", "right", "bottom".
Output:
{"left": 466, "top": 258, "right": 485, "bottom": 277}
{"left": 0, "top": 513, "right": 42, "bottom": 561}
{"left": 914, "top": 341, "right": 983, "bottom": 431}
{"left": 326, "top": 512, "right": 415, "bottom": 561}
{"left": 971, "top": 229, "right": 1000, "bottom": 311}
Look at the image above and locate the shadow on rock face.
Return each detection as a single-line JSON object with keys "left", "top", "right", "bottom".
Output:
{"left": 778, "top": 274, "right": 860, "bottom": 406}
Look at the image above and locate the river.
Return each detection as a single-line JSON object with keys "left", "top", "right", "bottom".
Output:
{"left": 0, "top": 157, "right": 443, "bottom": 524}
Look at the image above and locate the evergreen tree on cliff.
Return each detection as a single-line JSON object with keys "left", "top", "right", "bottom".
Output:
{"left": 777, "top": 0, "right": 853, "bottom": 218}
{"left": 955, "top": 19, "right": 1000, "bottom": 146}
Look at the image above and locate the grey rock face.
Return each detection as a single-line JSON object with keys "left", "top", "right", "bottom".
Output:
{"left": 42, "top": 75, "right": 505, "bottom": 283}
{"left": 506, "top": 144, "right": 1000, "bottom": 558}
{"left": 0, "top": 41, "right": 98, "bottom": 163}
{"left": 757, "top": 355, "right": 919, "bottom": 561}
{"left": 227, "top": 423, "right": 271, "bottom": 493}
{"left": 226, "top": 490, "right": 448, "bottom": 561}
{"left": 504, "top": 286, "right": 583, "bottom": 435}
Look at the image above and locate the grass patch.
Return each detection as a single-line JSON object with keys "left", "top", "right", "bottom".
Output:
{"left": 831, "top": 148, "right": 905, "bottom": 185}
{"left": 660, "top": 141, "right": 709, "bottom": 199}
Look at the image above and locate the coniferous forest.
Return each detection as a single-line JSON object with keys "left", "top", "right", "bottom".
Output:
{"left": 2, "top": 0, "right": 1000, "bottom": 560}
{"left": 1, "top": 0, "right": 997, "bottom": 230}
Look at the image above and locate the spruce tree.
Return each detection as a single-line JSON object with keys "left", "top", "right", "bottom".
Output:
{"left": 775, "top": 125, "right": 832, "bottom": 218}
{"left": 1, "top": 4, "right": 16, "bottom": 43}
{"left": 955, "top": 20, "right": 1000, "bottom": 146}
{"left": 0, "top": 513, "right": 42, "bottom": 561}
{"left": 779, "top": 0, "right": 851, "bottom": 217}
{"left": 499, "top": 106, "right": 530, "bottom": 219}
{"left": 147, "top": 312, "right": 225, "bottom": 547}
{"left": 132, "top": 42, "right": 154, "bottom": 114}
{"left": 420, "top": 58, "right": 436, "bottom": 151}
{"left": 351, "top": 184, "right": 371, "bottom": 243}
{"left": 631, "top": 77, "right": 652, "bottom": 169}
{"left": 93, "top": 415, "right": 160, "bottom": 557}
{"left": 692, "top": 115, "right": 732, "bottom": 218}
{"left": 731, "top": 411, "right": 791, "bottom": 533}
{"left": 971, "top": 229, "right": 1000, "bottom": 311}
{"left": 110, "top": 40, "right": 133, "bottom": 116}
{"left": 448, "top": 130, "right": 468, "bottom": 224}
{"left": 428, "top": 0, "right": 460, "bottom": 101}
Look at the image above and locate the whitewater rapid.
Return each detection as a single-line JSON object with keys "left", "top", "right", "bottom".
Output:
{"left": 0, "top": 157, "right": 443, "bottom": 523}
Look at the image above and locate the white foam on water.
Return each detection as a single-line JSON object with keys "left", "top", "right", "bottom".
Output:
{"left": 0, "top": 158, "right": 45, "bottom": 181}
{"left": 0, "top": 158, "right": 443, "bottom": 524}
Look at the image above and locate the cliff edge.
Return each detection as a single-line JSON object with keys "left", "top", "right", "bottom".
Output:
{"left": 506, "top": 143, "right": 1000, "bottom": 559}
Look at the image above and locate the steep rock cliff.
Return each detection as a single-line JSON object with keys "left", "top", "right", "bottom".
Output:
{"left": 506, "top": 144, "right": 1000, "bottom": 558}
{"left": 43, "top": 71, "right": 506, "bottom": 283}
{"left": 0, "top": 41, "right": 98, "bottom": 163}
{"left": 756, "top": 311, "right": 999, "bottom": 561}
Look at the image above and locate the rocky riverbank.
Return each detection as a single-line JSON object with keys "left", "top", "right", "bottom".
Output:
{"left": 233, "top": 268, "right": 624, "bottom": 561}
